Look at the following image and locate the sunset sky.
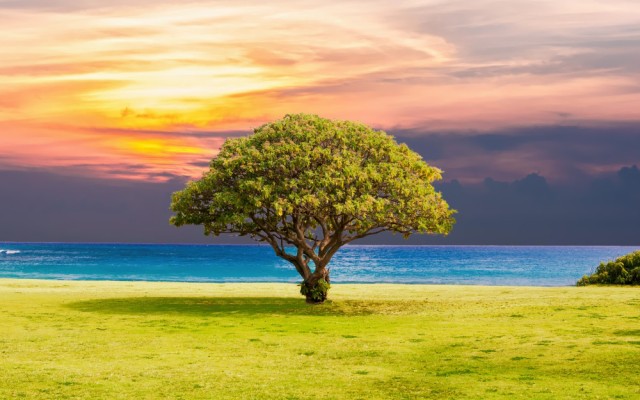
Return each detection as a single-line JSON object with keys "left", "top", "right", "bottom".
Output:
{"left": 1, "top": 1, "right": 639, "bottom": 244}
{"left": 1, "top": 0, "right": 639, "bottom": 182}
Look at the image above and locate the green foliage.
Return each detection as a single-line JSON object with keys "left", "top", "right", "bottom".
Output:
{"left": 577, "top": 250, "right": 640, "bottom": 286}
{"left": 170, "top": 113, "right": 455, "bottom": 287}
{"left": 299, "top": 279, "right": 330, "bottom": 302}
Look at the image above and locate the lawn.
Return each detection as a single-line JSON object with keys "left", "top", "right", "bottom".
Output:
{"left": 1, "top": 279, "right": 639, "bottom": 399}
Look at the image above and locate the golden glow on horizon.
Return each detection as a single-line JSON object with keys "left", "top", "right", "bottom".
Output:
{"left": 1, "top": 1, "right": 639, "bottom": 181}
{"left": 118, "top": 137, "right": 207, "bottom": 158}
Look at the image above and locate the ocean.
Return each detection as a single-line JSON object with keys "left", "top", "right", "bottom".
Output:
{"left": 0, "top": 243, "right": 636, "bottom": 286}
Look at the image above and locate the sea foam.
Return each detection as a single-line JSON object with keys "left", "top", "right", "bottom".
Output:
{"left": 0, "top": 249, "right": 21, "bottom": 255}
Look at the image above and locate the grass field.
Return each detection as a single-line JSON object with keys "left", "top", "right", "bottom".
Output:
{"left": 1, "top": 279, "right": 639, "bottom": 399}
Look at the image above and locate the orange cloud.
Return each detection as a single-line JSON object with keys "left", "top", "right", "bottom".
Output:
{"left": 1, "top": 1, "right": 639, "bottom": 180}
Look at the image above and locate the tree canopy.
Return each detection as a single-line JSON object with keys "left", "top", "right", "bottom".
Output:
{"left": 170, "top": 114, "right": 455, "bottom": 302}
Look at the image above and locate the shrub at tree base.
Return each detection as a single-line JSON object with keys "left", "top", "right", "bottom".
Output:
{"left": 299, "top": 278, "right": 331, "bottom": 303}
{"left": 577, "top": 250, "right": 640, "bottom": 286}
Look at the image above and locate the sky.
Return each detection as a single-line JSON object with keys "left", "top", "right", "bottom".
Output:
{"left": 0, "top": 0, "right": 639, "bottom": 244}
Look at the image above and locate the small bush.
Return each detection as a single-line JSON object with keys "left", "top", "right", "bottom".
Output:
{"left": 577, "top": 251, "right": 640, "bottom": 286}
{"left": 300, "top": 279, "right": 330, "bottom": 302}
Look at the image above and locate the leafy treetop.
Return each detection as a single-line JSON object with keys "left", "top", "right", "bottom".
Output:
{"left": 171, "top": 114, "right": 455, "bottom": 287}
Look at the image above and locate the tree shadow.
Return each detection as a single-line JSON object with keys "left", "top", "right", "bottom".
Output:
{"left": 66, "top": 297, "right": 380, "bottom": 317}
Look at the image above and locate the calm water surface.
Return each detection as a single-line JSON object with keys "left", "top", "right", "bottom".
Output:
{"left": 0, "top": 243, "right": 636, "bottom": 286}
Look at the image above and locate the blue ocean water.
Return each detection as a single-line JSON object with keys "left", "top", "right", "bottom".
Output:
{"left": 0, "top": 243, "right": 637, "bottom": 286}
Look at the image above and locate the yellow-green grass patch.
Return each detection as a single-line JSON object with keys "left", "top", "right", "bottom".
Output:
{"left": 1, "top": 279, "right": 639, "bottom": 399}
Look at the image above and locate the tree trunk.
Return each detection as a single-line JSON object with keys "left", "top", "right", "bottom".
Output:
{"left": 301, "top": 268, "right": 331, "bottom": 304}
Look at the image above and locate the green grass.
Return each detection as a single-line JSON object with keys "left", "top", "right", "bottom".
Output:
{"left": 1, "top": 279, "right": 639, "bottom": 399}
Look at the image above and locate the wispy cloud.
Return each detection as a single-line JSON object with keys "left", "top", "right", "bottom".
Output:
{"left": 1, "top": 0, "right": 639, "bottom": 180}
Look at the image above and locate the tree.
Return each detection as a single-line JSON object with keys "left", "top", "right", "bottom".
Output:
{"left": 170, "top": 114, "right": 455, "bottom": 303}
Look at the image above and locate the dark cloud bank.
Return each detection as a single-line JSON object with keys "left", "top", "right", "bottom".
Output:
{"left": 1, "top": 124, "right": 639, "bottom": 245}
{"left": 429, "top": 166, "right": 640, "bottom": 245}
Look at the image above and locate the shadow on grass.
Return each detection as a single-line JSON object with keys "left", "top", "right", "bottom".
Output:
{"left": 66, "top": 297, "right": 386, "bottom": 317}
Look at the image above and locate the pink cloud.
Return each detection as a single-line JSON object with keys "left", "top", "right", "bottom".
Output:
{"left": 1, "top": 1, "right": 639, "bottom": 180}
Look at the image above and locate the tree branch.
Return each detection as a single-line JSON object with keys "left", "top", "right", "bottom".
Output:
{"left": 342, "top": 227, "right": 388, "bottom": 244}
{"left": 292, "top": 214, "right": 321, "bottom": 264}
